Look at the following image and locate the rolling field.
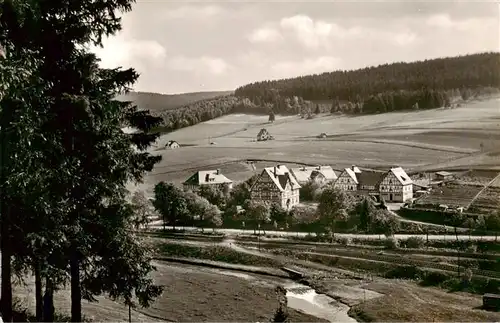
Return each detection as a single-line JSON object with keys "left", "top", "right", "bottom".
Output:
{"left": 136, "top": 99, "right": 500, "bottom": 196}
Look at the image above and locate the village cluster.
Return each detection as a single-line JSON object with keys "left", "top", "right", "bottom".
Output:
{"left": 181, "top": 164, "right": 426, "bottom": 210}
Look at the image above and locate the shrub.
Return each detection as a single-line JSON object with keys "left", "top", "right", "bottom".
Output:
{"left": 461, "top": 268, "right": 473, "bottom": 285}
{"left": 335, "top": 236, "right": 352, "bottom": 246}
{"left": 384, "top": 237, "right": 399, "bottom": 249}
{"left": 384, "top": 265, "right": 423, "bottom": 280}
{"left": 420, "top": 271, "right": 451, "bottom": 286}
{"left": 465, "top": 244, "right": 478, "bottom": 253}
{"left": 404, "top": 236, "right": 426, "bottom": 249}
{"left": 272, "top": 306, "right": 289, "bottom": 322}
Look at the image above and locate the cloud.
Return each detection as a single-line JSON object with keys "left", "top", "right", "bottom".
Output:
{"left": 91, "top": 33, "right": 166, "bottom": 69}
{"left": 162, "top": 5, "right": 226, "bottom": 20}
{"left": 248, "top": 27, "right": 283, "bottom": 43}
{"left": 271, "top": 56, "right": 342, "bottom": 78}
{"left": 277, "top": 14, "right": 417, "bottom": 50}
{"left": 392, "top": 31, "right": 418, "bottom": 46}
{"left": 167, "top": 56, "right": 230, "bottom": 75}
{"left": 426, "top": 13, "right": 496, "bottom": 32}
{"left": 279, "top": 15, "right": 335, "bottom": 49}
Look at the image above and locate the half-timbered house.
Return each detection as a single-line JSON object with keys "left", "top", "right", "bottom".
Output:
{"left": 250, "top": 165, "right": 301, "bottom": 209}
{"left": 379, "top": 167, "right": 413, "bottom": 202}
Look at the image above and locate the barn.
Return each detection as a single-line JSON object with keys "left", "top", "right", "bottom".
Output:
{"left": 165, "top": 140, "right": 180, "bottom": 149}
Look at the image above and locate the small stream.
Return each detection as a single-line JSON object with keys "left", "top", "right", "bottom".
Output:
{"left": 200, "top": 264, "right": 358, "bottom": 323}
{"left": 284, "top": 283, "right": 356, "bottom": 323}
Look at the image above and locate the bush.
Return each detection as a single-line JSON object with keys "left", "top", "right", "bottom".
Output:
{"left": 465, "top": 244, "right": 478, "bottom": 253}
{"left": 272, "top": 306, "right": 289, "bottom": 322}
{"left": 384, "top": 237, "right": 399, "bottom": 249}
{"left": 461, "top": 268, "right": 473, "bottom": 285}
{"left": 384, "top": 265, "right": 423, "bottom": 280}
{"left": 404, "top": 236, "right": 426, "bottom": 249}
{"left": 335, "top": 236, "right": 352, "bottom": 246}
{"left": 420, "top": 271, "right": 451, "bottom": 286}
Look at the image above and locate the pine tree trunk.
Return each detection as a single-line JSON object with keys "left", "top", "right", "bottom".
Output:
{"left": 43, "top": 277, "right": 54, "bottom": 322}
{"left": 0, "top": 205, "right": 13, "bottom": 322}
{"left": 70, "top": 253, "right": 82, "bottom": 322}
{"left": 35, "top": 262, "right": 43, "bottom": 321}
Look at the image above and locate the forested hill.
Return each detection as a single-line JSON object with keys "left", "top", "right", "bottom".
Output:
{"left": 117, "top": 90, "right": 233, "bottom": 113}
{"left": 234, "top": 52, "right": 500, "bottom": 114}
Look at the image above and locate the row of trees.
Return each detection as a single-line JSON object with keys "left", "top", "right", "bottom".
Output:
{"left": 152, "top": 177, "right": 399, "bottom": 238}
{"left": 0, "top": 0, "right": 164, "bottom": 321}
{"left": 151, "top": 95, "right": 240, "bottom": 133}
{"left": 153, "top": 182, "right": 223, "bottom": 231}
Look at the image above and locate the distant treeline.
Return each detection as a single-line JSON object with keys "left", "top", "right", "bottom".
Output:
{"left": 147, "top": 52, "right": 500, "bottom": 133}
{"left": 235, "top": 52, "right": 500, "bottom": 114}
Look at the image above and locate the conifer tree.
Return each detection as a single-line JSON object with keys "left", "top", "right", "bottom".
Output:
{"left": 1, "top": 0, "right": 164, "bottom": 321}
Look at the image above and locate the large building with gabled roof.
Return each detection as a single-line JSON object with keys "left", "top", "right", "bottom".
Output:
{"left": 333, "top": 165, "right": 413, "bottom": 202}
{"left": 183, "top": 169, "right": 233, "bottom": 192}
{"left": 379, "top": 167, "right": 413, "bottom": 202}
{"left": 250, "top": 165, "right": 301, "bottom": 209}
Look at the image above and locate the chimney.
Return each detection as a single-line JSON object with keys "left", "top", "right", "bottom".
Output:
{"left": 216, "top": 169, "right": 220, "bottom": 175}
{"left": 351, "top": 165, "right": 356, "bottom": 171}
{"left": 274, "top": 166, "right": 277, "bottom": 177}
{"left": 317, "top": 165, "right": 321, "bottom": 170}
{"left": 205, "top": 174, "right": 210, "bottom": 182}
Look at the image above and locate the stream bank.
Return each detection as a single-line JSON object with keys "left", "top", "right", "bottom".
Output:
{"left": 155, "top": 257, "right": 382, "bottom": 322}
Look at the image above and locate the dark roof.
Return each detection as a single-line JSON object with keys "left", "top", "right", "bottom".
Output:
{"left": 357, "top": 171, "right": 385, "bottom": 187}
{"left": 183, "top": 170, "right": 233, "bottom": 185}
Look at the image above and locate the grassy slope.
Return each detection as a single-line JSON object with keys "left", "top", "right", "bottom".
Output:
{"left": 348, "top": 280, "right": 500, "bottom": 322}
{"left": 14, "top": 258, "right": 325, "bottom": 322}
{"left": 117, "top": 90, "right": 234, "bottom": 113}
{"left": 130, "top": 98, "right": 500, "bottom": 196}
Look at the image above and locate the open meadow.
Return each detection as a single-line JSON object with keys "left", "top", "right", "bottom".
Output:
{"left": 130, "top": 98, "right": 500, "bottom": 197}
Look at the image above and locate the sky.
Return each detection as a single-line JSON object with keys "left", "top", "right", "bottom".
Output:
{"left": 91, "top": 1, "right": 500, "bottom": 95}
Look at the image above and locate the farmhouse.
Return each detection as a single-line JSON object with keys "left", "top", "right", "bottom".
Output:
{"left": 333, "top": 166, "right": 361, "bottom": 192}
{"left": 183, "top": 169, "right": 233, "bottom": 191}
{"left": 357, "top": 171, "right": 386, "bottom": 198}
{"left": 290, "top": 166, "right": 337, "bottom": 185}
{"left": 257, "top": 128, "right": 274, "bottom": 141}
{"left": 379, "top": 167, "right": 413, "bottom": 202}
{"left": 333, "top": 165, "right": 413, "bottom": 202}
{"left": 165, "top": 140, "right": 180, "bottom": 149}
{"left": 250, "top": 165, "right": 301, "bottom": 209}
{"left": 435, "top": 171, "right": 454, "bottom": 181}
